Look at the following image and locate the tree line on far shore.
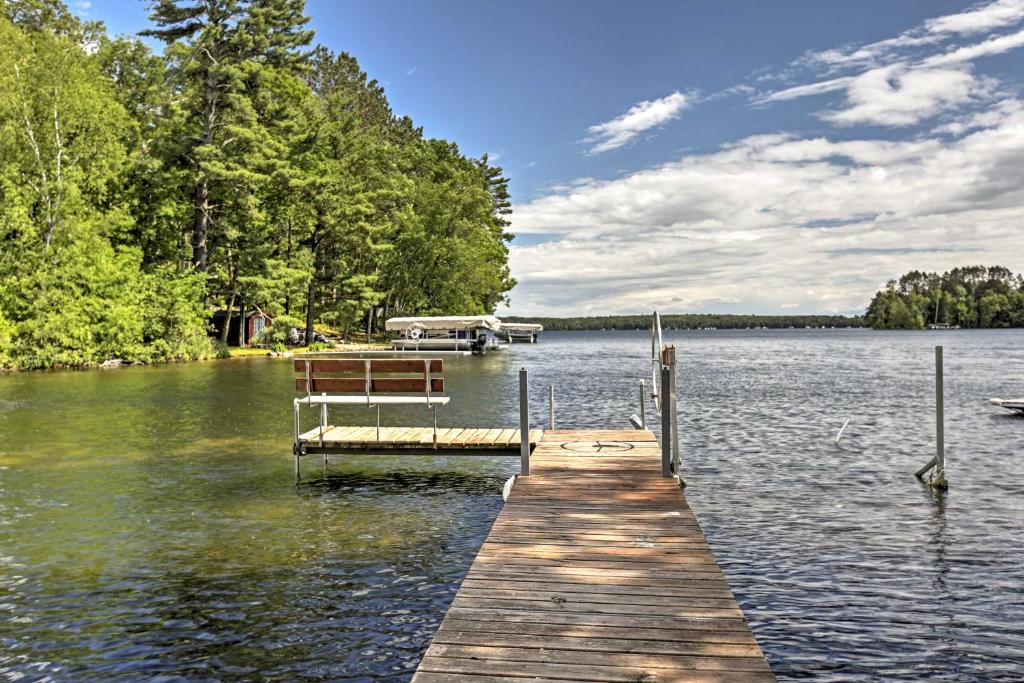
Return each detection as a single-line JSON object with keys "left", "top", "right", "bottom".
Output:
{"left": 502, "top": 314, "right": 866, "bottom": 331}
{"left": 0, "top": 0, "right": 513, "bottom": 369}
{"left": 865, "top": 266, "right": 1024, "bottom": 330}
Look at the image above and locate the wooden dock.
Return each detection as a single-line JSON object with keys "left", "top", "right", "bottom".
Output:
{"left": 412, "top": 429, "right": 775, "bottom": 682}
{"left": 298, "top": 426, "right": 544, "bottom": 453}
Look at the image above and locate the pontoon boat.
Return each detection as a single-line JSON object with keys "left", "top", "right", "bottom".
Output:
{"left": 386, "top": 316, "right": 502, "bottom": 353}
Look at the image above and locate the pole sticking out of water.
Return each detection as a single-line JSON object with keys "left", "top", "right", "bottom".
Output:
{"left": 549, "top": 384, "right": 555, "bottom": 430}
{"left": 933, "top": 345, "right": 947, "bottom": 489}
{"left": 639, "top": 379, "right": 646, "bottom": 429}
{"left": 834, "top": 419, "right": 851, "bottom": 444}
{"left": 915, "top": 345, "right": 948, "bottom": 490}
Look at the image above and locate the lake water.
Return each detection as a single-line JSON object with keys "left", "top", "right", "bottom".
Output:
{"left": 1, "top": 329, "right": 1023, "bottom": 681}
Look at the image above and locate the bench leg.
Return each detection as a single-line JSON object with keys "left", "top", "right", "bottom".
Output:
{"left": 320, "top": 400, "right": 327, "bottom": 448}
{"left": 293, "top": 399, "right": 302, "bottom": 482}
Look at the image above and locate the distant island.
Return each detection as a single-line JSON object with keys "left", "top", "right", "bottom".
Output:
{"left": 502, "top": 314, "right": 865, "bottom": 331}
{"left": 866, "top": 266, "right": 1024, "bottom": 330}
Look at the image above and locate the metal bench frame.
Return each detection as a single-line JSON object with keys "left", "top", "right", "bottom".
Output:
{"left": 292, "top": 358, "right": 450, "bottom": 454}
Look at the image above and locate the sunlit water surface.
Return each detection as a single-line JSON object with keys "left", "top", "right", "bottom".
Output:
{"left": 1, "top": 329, "right": 1022, "bottom": 681}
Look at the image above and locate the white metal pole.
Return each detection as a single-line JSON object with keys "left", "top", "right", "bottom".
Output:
{"left": 639, "top": 379, "right": 646, "bottom": 429}
{"left": 935, "top": 345, "right": 947, "bottom": 488}
{"left": 549, "top": 384, "right": 555, "bottom": 430}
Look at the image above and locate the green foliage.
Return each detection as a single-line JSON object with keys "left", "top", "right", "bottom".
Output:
{"left": 865, "top": 266, "right": 1024, "bottom": 329}
{"left": 263, "top": 314, "right": 303, "bottom": 345}
{"left": 0, "top": 1, "right": 515, "bottom": 370}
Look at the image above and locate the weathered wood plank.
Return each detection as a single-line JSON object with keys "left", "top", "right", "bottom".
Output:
{"left": 412, "top": 429, "right": 774, "bottom": 681}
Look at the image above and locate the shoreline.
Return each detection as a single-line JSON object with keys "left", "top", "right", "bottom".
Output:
{"left": 0, "top": 342, "right": 391, "bottom": 374}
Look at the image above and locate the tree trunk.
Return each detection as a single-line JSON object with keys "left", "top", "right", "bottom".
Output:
{"left": 221, "top": 291, "right": 236, "bottom": 345}
{"left": 304, "top": 277, "right": 316, "bottom": 346}
{"left": 284, "top": 217, "right": 293, "bottom": 315}
{"left": 221, "top": 262, "right": 237, "bottom": 344}
{"left": 192, "top": 178, "right": 209, "bottom": 271}
{"left": 238, "top": 296, "right": 246, "bottom": 347}
{"left": 366, "top": 305, "right": 374, "bottom": 344}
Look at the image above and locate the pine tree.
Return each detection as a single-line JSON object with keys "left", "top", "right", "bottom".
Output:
{"left": 142, "top": 0, "right": 312, "bottom": 274}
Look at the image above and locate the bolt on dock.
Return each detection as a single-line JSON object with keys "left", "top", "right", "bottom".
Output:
{"left": 412, "top": 429, "right": 775, "bottom": 682}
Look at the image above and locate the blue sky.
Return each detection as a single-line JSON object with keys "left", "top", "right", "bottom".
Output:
{"left": 76, "top": 1, "right": 1024, "bottom": 316}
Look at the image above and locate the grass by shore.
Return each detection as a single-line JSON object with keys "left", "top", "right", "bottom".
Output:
{"left": 227, "top": 341, "right": 389, "bottom": 358}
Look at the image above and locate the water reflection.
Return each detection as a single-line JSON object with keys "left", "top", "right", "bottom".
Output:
{"left": 2, "top": 329, "right": 1024, "bottom": 680}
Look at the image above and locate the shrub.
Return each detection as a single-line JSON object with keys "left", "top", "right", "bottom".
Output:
{"left": 263, "top": 314, "right": 304, "bottom": 346}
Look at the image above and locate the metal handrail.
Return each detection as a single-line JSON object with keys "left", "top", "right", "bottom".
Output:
{"left": 651, "top": 311, "right": 664, "bottom": 410}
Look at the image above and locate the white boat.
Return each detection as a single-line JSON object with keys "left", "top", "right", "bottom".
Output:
{"left": 990, "top": 398, "right": 1024, "bottom": 415}
{"left": 502, "top": 322, "right": 543, "bottom": 343}
{"left": 386, "top": 315, "right": 501, "bottom": 353}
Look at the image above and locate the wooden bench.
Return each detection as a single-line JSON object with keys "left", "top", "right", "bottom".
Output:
{"left": 292, "top": 358, "right": 450, "bottom": 454}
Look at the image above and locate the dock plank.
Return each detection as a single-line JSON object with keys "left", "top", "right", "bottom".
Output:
{"left": 299, "top": 425, "right": 542, "bottom": 452}
{"left": 411, "top": 429, "right": 774, "bottom": 682}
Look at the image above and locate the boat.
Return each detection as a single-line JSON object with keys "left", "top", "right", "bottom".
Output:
{"left": 385, "top": 315, "right": 502, "bottom": 354}
{"left": 502, "top": 322, "right": 543, "bottom": 343}
{"left": 990, "top": 398, "right": 1024, "bottom": 415}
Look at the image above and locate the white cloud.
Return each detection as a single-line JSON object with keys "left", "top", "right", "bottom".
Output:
{"left": 925, "top": 0, "right": 1024, "bottom": 35}
{"left": 756, "top": 76, "right": 854, "bottom": 104}
{"left": 921, "top": 26, "right": 1024, "bottom": 66}
{"left": 756, "top": 1, "right": 1024, "bottom": 128}
{"left": 820, "top": 64, "right": 993, "bottom": 126}
{"left": 506, "top": 100, "right": 1024, "bottom": 315}
{"left": 799, "top": 0, "right": 1024, "bottom": 70}
{"left": 584, "top": 91, "right": 691, "bottom": 154}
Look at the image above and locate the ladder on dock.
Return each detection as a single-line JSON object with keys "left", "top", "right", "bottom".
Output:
{"left": 412, "top": 429, "right": 775, "bottom": 682}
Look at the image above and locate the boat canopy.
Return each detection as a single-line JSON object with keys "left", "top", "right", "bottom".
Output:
{"left": 385, "top": 315, "right": 502, "bottom": 332}
{"left": 502, "top": 322, "right": 543, "bottom": 332}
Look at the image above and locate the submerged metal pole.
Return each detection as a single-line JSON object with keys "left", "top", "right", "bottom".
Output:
{"left": 660, "top": 363, "right": 672, "bottom": 477}
{"left": 293, "top": 399, "right": 301, "bottom": 482}
{"left": 934, "top": 345, "right": 947, "bottom": 489}
{"left": 519, "top": 368, "right": 530, "bottom": 476}
{"left": 639, "top": 379, "right": 646, "bottom": 429}
{"left": 549, "top": 384, "right": 555, "bottom": 430}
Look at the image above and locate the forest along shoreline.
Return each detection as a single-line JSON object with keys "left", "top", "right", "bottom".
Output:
{"left": 0, "top": 3, "right": 513, "bottom": 372}
{"left": 4, "top": 6, "right": 1024, "bottom": 373}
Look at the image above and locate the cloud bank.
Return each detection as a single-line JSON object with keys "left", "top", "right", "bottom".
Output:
{"left": 506, "top": 2, "right": 1024, "bottom": 315}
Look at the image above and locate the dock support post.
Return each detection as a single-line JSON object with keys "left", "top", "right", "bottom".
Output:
{"left": 639, "top": 379, "right": 646, "bottom": 429}
{"left": 520, "top": 368, "right": 530, "bottom": 476}
{"left": 549, "top": 384, "right": 555, "bottom": 430}
{"left": 660, "top": 363, "right": 672, "bottom": 477}
{"left": 934, "top": 345, "right": 947, "bottom": 489}
{"left": 667, "top": 346, "right": 680, "bottom": 477}
{"left": 915, "top": 345, "right": 948, "bottom": 490}
{"left": 293, "top": 399, "right": 301, "bottom": 482}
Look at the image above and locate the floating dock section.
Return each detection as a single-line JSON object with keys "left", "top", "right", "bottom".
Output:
{"left": 297, "top": 426, "right": 543, "bottom": 454}
{"left": 412, "top": 429, "right": 775, "bottom": 682}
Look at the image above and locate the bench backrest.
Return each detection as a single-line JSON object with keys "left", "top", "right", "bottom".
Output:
{"left": 294, "top": 358, "right": 444, "bottom": 395}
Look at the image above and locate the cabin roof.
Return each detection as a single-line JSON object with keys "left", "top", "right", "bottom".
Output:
{"left": 385, "top": 315, "right": 502, "bottom": 332}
